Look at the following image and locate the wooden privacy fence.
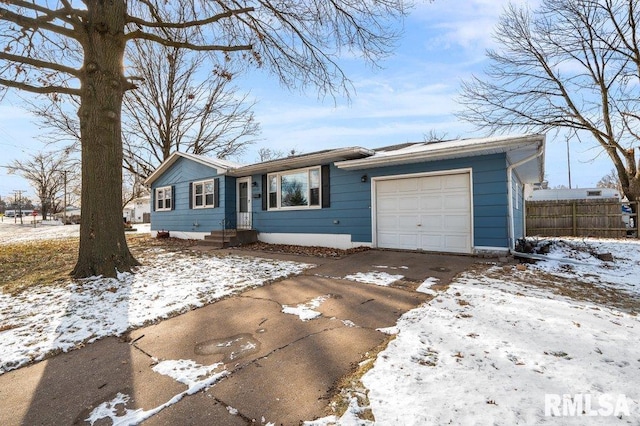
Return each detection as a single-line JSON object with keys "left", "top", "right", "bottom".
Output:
{"left": 526, "top": 199, "right": 638, "bottom": 238}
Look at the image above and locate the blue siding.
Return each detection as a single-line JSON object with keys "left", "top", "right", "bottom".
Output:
{"left": 150, "top": 152, "right": 513, "bottom": 249}
{"left": 250, "top": 153, "right": 510, "bottom": 248}
{"left": 150, "top": 157, "right": 234, "bottom": 232}
{"left": 512, "top": 170, "right": 525, "bottom": 244}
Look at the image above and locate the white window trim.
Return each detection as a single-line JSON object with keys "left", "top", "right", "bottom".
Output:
{"left": 192, "top": 179, "right": 216, "bottom": 209}
{"left": 267, "top": 166, "right": 322, "bottom": 211}
{"left": 156, "top": 186, "right": 172, "bottom": 212}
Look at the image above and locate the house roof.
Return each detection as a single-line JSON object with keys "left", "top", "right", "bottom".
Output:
{"left": 144, "top": 152, "right": 244, "bottom": 186}
{"left": 335, "top": 134, "right": 545, "bottom": 183}
{"left": 145, "top": 135, "right": 545, "bottom": 185}
{"left": 227, "top": 147, "right": 374, "bottom": 176}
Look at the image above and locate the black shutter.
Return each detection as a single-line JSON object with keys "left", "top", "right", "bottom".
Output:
{"left": 321, "top": 165, "right": 330, "bottom": 208}
{"left": 214, "top": 178, "right": 220, "bottom": 208}
{"left": 152, "top": 188, "right": 156, "bottom": 211}
{"left": 262, "top": 174, "right": 267, "bottom": 210}
{"left": 171, "top": 185, "right": 175, "bottom": 210}
{"left": 189, "top": 183, "right": 193, "bottom": 209}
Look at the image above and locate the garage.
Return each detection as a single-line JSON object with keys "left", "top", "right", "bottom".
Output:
{"left": 374, "top": 172, "right": 472, "bottom": 253}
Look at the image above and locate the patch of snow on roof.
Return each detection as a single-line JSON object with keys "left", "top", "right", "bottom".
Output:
{"left": 368, "top": 134, "right": 540, "bottom": 158}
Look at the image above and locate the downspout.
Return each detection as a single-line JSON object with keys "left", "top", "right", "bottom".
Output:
{"left": 507, "top": 145, "right": 544, "bottom": 251}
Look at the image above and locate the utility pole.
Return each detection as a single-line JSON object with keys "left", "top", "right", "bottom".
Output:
{"left": 13, "top": 190, "right": 24, "bottom": 225}
{"left": 566, "top": 138, "right": 572, "bottom": 189}
{"left": 63, "top": 170, "right": 68, "bottom": 225}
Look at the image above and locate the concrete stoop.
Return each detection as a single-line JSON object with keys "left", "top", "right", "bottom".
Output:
{"left": 201, "top": 229, "right": 258, "bottom": 248}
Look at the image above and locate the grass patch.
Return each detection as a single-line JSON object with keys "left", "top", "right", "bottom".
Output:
{"left": 0, "top": 235, "right": 198, "bottom": 295}
{"left": 0, "top": 238, "right": 79, "bottom": 294}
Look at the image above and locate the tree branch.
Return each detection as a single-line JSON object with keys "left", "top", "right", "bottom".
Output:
{"left": 0, "top": 78, "right": 80, "bottom": 96}
{"left": 0, "top": 6, "right": 77, "bottom": 40}
{"left": 0, "top": 52, "right": 80, "bottom": 77}
{"left": 125, "top": 30, "right": 252, "bottom": 51}
{"left": 10, "top": 0, "right": 83, "bottom": 26}
{"left": 126, "top": 7, "right": 255, "bottom": 29}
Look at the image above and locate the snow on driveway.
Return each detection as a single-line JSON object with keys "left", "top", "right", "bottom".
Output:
{"left": 0, "top": 247, "right": 312, "bottom": 374}
{"left": 3, "top": 221, "right": 640, "bottom": 425}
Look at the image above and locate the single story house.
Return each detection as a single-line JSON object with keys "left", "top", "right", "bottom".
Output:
{"left": 123, "top": 195, "right": 151, "bottom": 223}
{"left": 144, "top": 134, "right": 545, "bottom": 254}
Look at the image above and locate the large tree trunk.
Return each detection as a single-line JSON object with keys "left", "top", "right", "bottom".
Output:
{"left": 72, "top": 1, "right": 138, "bottom": 278}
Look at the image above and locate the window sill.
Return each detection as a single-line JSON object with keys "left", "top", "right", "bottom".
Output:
{"left": 268, "top": 206, "right": 322, "bottom": 211}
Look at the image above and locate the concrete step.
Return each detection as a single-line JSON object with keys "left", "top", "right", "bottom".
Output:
{"left": 200, "top": 229, "right": 258, "bottom": 248}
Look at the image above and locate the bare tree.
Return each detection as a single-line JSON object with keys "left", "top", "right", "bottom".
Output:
{"left": 5, "top": 151, "right": 74, "bottom": 220}
{"left": 122, "top": 35, "right": 260, "bottom": 179}
{"left": 597, "top": 168, "right": 624, "bottom": 194}
{"left": 256, "top": 147, "right": 286, "bottom": 162}
{"left": 29, "top": 36, "right": 260, "bottom": 181}
{"left": 423, "top": 130, "right": 451, "bottom": 142}
{"left": 122, "top": 169, "right": 148, "bottom": 209}
{"left": 1, "top": 0, "right": 406, "bottom": 278}
{"left": 255, "top": 147, "right": 303, "bottom": 162}
{"left": 458, "top": 0, "right": 640, "bottom": 205}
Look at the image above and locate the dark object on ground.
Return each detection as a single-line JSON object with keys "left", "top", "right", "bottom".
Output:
{"left": 596, "top": 252, "right": 614, "bottom": 262}
{"left": 156, "top": 231, "right": 170, "bottom": 239}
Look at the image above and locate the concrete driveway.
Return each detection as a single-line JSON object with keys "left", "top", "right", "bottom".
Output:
{"left": 0, "top": 249, "right": 484, "bottom": 425}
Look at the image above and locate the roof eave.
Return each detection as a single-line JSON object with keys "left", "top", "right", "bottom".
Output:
{"left": 144, "top": 152, "right": 233, "bottom": 186}
{"left": 508, "top": 138, "right": 546, "bottom": 184}
{"left": 228, "top": 147, "right": 375, "bottom": 176}
{"left": 335, "top": 135, "right": 545, "bottom": 170}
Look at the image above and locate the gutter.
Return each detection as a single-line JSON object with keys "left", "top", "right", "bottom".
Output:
{"left": 228, "top": 147, "right": 374, "bottom": 176}
{"left": 335, "top": 134, "right": 545, "bottom": 170}
{"left": 507, "top": 143, "right": 544, "bottom": 250}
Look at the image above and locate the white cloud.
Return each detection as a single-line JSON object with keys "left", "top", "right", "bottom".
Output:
{"left": 411, "top": 0, "right": 541, "bottom": 52}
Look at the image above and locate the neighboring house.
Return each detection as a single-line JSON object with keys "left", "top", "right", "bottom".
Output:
{"left": 526, "top": 186, "right": 635, "bottom": 233}
{"left": 527, "top": 187, "right": 621, "bottom": 201}
{"left": 144, "top": 135, "right": 545, "bottom": 254}
{"left": 54, "top": 206, "right": 82, "bottom": 223}
{"left": 124, "top": 195, "right": 151, "bottom": 223}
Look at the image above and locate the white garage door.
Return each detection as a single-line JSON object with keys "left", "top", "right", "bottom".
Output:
{"left": 375, "top": 173, "right": 472, "bottom": 253}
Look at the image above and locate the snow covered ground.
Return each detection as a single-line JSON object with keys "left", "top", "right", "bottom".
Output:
{"left": 359, "top": 238, "right": 640, "bottom": 425}
{"left": 0, "top": 219, "right": 79, "bottom": 243}
{"left": 2, "top": 221, "right": 640, "bottom": 425}
{"left": 0, "top": 221, "right": 313, "bottom": 373}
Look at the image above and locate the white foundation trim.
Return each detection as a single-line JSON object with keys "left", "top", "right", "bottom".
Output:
{"left": 151, "top": 230, "right": 209, "bottom": 240}
{"left": 258, "top": 232, "right": 370, "bottom": 250}
{"left": 473, "top": 246, "right": 510, "bottom": 256}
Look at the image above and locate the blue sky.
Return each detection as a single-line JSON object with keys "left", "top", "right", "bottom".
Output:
{"left": 0, "top": 0, "right": 612, "bottom": 201}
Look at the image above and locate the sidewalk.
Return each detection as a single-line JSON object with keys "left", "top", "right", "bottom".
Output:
{"left": 0, "top": 249, "right": 482, "bottom": 425}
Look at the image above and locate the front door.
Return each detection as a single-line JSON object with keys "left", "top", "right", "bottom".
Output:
{"left": 237, "top": 177, "right": 252, "bottom": 229}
